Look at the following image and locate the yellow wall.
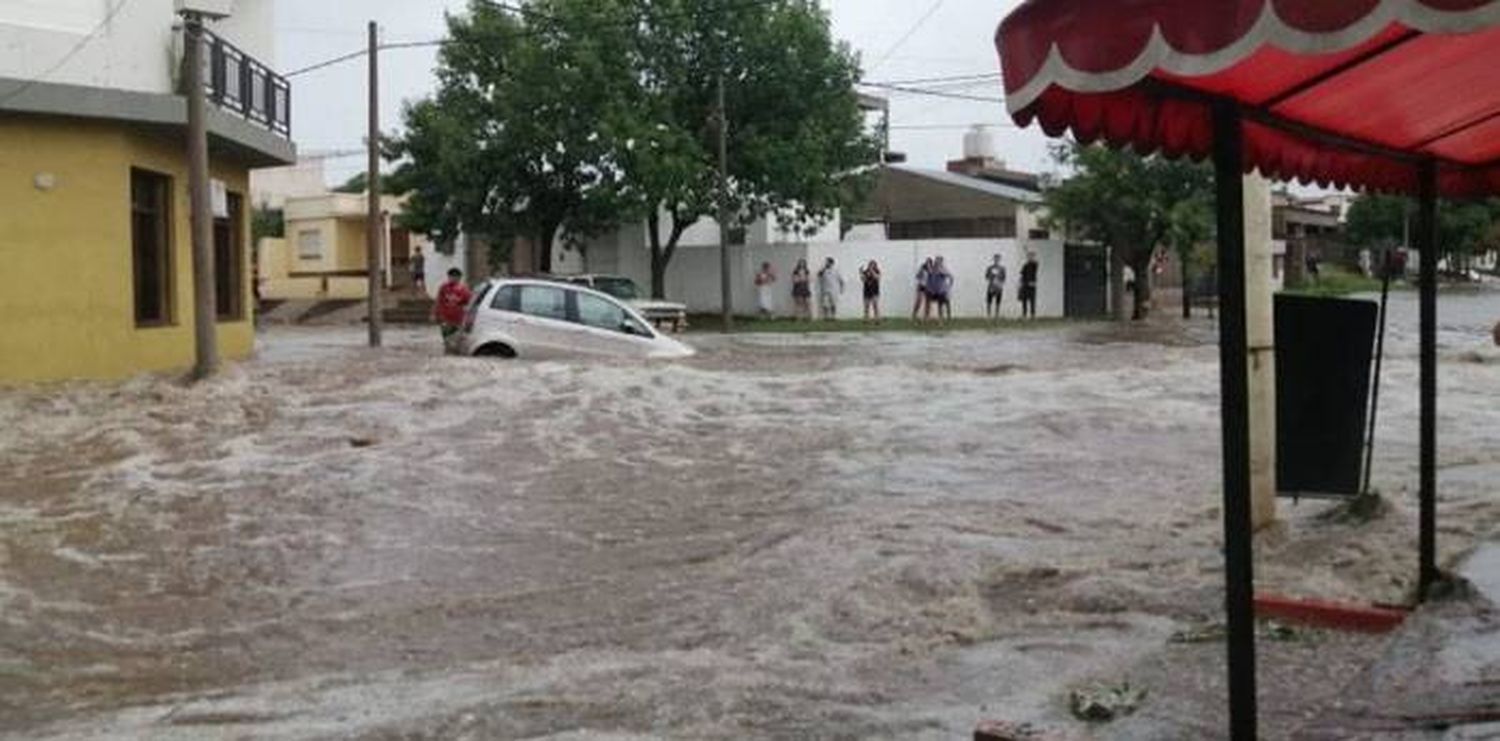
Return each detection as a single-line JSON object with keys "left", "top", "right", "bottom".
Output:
{"left": 0, "top": 116, "right": 256, "bottom": 383}
{"left": 259, "top": 213, "right": 375, "bottom": 301}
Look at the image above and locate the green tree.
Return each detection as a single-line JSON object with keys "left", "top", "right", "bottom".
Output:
{"left": 625, "top": 0, "right": 878, "bottom": 297}
{"left": 251, "top": 207, "right": 284, "bottom": 244}
{"left": 1346, "top": 194, "right": 1500, "bottom": 272}
{"left": 388, "top": 0, "right": 877, "bottom": 294}
{"left": 1043, "top": 143, "right": 1214, "bottom": 320}
{"left": 390, "top": 0, "right": 640, "bottom": 274}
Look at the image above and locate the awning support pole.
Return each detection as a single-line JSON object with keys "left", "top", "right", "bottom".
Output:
{"left": 1416, "top": 159, "right": 1439, "bottom": 600}
{"left": 1212, "top": 98, "right": 1257, "bottom": 741}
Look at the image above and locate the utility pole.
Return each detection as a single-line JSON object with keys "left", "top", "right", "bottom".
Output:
{"left": 366, "top": 21, "right": 384, "bottom": 347}
{"left": 183, "top": 11, "right": 218, "bottom": 380}
{"left": 717, "top": 73, "right": 733, "bottom": 332}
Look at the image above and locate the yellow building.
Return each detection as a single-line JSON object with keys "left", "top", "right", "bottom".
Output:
{"left": 0, "top": 7, "right": 294, "bottom": 383}
{"left": 257, "top": 193, "right": 432, "bottom": 301}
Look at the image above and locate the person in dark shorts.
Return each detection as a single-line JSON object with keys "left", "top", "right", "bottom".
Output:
{"left": 410, "top": 246, "right": 427, "bottom": 294}
{"left": 791, "top": 258, "right": 812, "bottom": 321}
{"left": 985, "top": 254, "right": 1008, "bottom": 319}
{"left": 432, "top": 268, "right": 472, "bottom": 354}
{"left": 860, "top": 259, "right": 882, "bottom": 322}
{"left": 1019, "top": 252, "right": 1040, "bottom": 319}
{"left": 924, "top": 256, "right": 954, "bottom": 322}
{"left": 912, "top": 258, "right": 932, "bottom": 320}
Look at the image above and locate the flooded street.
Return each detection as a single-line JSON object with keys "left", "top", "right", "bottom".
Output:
{"left": 2, "top": 289, "right": 1497, "bottom": 740}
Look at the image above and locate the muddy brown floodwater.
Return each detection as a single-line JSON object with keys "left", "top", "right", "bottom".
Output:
{"left": 2, "top": 289, "right": 1498, "bottom": 740}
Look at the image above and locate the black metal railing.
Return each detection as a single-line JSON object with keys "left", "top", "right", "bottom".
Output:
{"left": 192, "top": 28, "right": 291, "bottom": 137}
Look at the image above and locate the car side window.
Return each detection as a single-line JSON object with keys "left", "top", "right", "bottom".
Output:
{"left": 490, "top": 285, "right": 520, "bottom": 311}
{"left": 574, "top": 292, "right": 630, "bottom": 333}
{"left": 518, "top": 285, "right": 567, "bottom": 321}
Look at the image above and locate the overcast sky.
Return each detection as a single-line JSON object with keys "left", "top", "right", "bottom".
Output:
{"left": 273, "top": 0, "right": 1042, "bottom": 185}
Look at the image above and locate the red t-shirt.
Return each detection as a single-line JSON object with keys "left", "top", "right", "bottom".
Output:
{"left": 435, "top": 281, "right": 473, "bottom": 326}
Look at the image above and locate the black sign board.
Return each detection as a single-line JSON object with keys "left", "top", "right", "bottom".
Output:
{"left": 1275, "top": 294, "right": 1379, "bottom": 498}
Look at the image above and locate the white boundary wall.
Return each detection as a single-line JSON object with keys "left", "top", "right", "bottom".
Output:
{"left": 648, "top": 239, "right": 1066, "bottom": 319}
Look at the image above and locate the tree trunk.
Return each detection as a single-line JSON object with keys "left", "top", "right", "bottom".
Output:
{"left": 1181, "top": 248, "right": 1193, "bottom": 319}
{"left": 543, "top": 228, "right": 561, "bottom": 274}
{"left": 648, "top": 212, "right": 666, "bottom": 299}
{"left": 1131, "top": 251, "right": 1154, "bottom": 321}
{"left": 1109, "top": 247, "right": 1128, "bottom": 321}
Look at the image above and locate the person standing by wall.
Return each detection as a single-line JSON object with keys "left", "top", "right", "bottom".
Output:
{"left": 411, "top": 246, "right": 427, "bottom": 295}
{"left": 860, "top": 260, "right": 882, "bottom": 323}
{"left": 431, "top": 268, "right": 472, "bottom": 354}
{"left": 791, "top": 259, "right": 812, "bottom": 321}
{"left": 985, "top": 254, "right": 1008, "bottom": 320}
{"left": 1020, "top": 251, "right": 1040, "bottom": 319}
{"left": 817, "top": 257, "right": 845, "bottom": 320}
{"left": 912, "top": 258, "right": 932, "bottom": 320}
{"left": 924, "top": 256, "right": 954, "bottom": 322}
{"left": 754, "top": 262, "right": 778, "bottom": 319}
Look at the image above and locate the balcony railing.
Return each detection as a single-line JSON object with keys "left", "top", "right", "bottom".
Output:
{"left": 189, "top": 28, "right": 291, "bottom": 138}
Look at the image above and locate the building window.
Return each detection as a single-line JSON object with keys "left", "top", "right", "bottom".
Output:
{"left": 889, "top": 217, "right": 1018, "bottom": 240}
{"left": 297, "top": 229, "right": 323, "bottom": 260}
{"left": 130, "top": 169, "right": 174, "bottom": 327}
{"left": 214, "top": 192, "right": 245, "bottom": 321}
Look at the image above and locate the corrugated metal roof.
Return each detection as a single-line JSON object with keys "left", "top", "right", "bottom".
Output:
{"left": 886, "top": 165, "right": 1044, "bottom": 205}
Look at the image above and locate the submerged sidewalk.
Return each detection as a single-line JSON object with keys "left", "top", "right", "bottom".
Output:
{"left": 1299, "top": 541, "right": 1500, "bottom": 739}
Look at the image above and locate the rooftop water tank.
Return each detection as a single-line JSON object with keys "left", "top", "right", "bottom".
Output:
{"left": 963, "top": 125, "right": 1000, "bottom": 163}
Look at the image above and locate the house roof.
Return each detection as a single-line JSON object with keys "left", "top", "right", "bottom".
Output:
{"left": 885, "top": 165, "right": 1044, "bottom": 205}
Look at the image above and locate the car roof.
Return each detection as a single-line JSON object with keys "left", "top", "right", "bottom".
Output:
{"left": 485, "top": 278, "right": 644, "bottom": 308}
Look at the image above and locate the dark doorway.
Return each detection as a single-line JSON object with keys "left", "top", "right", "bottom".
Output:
{"left": 214, "top": 192, "right": 244, "bottom": 321}
{"left": 1064, "top": 243, "right": 1108, "bottom": 318}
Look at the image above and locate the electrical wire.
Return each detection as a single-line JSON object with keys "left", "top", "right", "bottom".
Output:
{"left": 0, "top": 0, "right": 133, "bottom": 105}
{"left": 285, "top": 0, "right": 780, "bottom": 79}
{"left": 859, "top": 81, "right": 1004, "bottom": 104}
{"left": 865, "top": 0, "right": 947, "bottom": 74}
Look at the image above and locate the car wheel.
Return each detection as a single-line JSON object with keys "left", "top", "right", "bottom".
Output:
{"left": 474, "top": 343, "right": 517, "bottom": 359}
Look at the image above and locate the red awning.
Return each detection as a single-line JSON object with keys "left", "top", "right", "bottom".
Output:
{"left": 997, "top": 0, "right": 1500, "bottom": 196}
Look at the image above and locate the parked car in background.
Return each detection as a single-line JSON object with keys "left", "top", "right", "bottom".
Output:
{"left": 561, "top": 275, "right": 688, "bottom": 332}
{"left": 461, "top": 279, "right": 695, "bottom": 360}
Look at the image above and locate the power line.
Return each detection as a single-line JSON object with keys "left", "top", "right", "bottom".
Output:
{"left": 859, "top": 81, "right": 1004, "bottom": 104}
{"left": 284, "top": 0, "right": 781, "bottom": 79}
{"left": 888, "top": 122, "right": 1017, "bottom": 131}
{"left": 0, "top": 0, "right": 132, "bottom": 106}
{"left": 868, "top": 72, "right": 1000, "bottom": 87}
{"left": 866, "top": 0, "right": 948, "bottom": 74}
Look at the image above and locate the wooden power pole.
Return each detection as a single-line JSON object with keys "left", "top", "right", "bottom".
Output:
{"left": 366, "top": 20, "right": 384, "bottom": 348}
{"left": 184, "top": 12, "right": 219, "bottom": 379}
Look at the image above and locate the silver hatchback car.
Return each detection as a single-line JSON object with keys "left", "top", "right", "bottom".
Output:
{"left": 459, "top": 279, "right": 695, "bottom": 360}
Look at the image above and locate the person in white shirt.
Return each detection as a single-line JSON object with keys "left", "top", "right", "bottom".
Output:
{"left": 985, "top": 254, "right": 1008, "bottom": 320}
{"left": 817, "top": 258, "right": 845, "bottom": 320}
{"left": 753, "top": 262, "right": 777, "bottom": 318}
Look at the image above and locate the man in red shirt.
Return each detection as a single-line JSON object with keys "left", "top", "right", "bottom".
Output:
{"left": 432, "top": 268, "right": 473, "bottom": 354}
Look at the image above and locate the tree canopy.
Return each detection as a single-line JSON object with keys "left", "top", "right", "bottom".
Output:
{"left": 1042, "top": 143, "right": 1214, "bottom": 319}
{"left": 1346, "top": 194, "right": 1500, "bottom": 265}
{"left": 388, "top": 0, "right": 878, "bottom": 289}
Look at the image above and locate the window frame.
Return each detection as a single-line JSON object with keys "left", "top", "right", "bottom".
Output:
{"left": 516, "top": 284, "right": 569, "bottom": 322}
{"left": 130, "top": 168, "right": 175, "bottom": 328}
{"left": 214, "top": 190, "right": 246, "bottom": 321}
{"left": 296, "top": 228, "right": 324, "bottom": 261}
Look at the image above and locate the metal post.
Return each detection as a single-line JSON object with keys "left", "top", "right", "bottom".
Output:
{"left": 1363, "top": 250, "right": 1394, "bottom": 497}
{"left": 366, "top": 21, "right": 384, "bottom": 347}
{"left": 1212, "top": 99, "right": 1257, "bottom": 741}
{"left": 184, "top": 13, "right": 219, "bottom": 380}
{"left": 1416, "top": 160, "right": 1439, "bottom": 599}
{"left": 717, "top": 73, "right": 733, "bottom": 332}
